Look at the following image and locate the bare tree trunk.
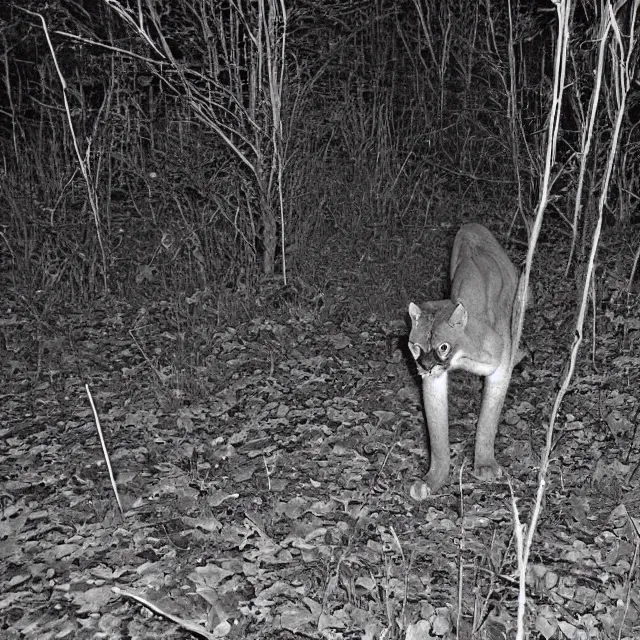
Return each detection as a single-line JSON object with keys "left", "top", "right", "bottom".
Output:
{"left": 258, "top": 176, "right": 278, "bottom": 276}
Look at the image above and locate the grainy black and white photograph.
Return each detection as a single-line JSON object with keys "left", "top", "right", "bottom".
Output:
{"left": 1, "top": 1, "right": 639, "bottom": 638}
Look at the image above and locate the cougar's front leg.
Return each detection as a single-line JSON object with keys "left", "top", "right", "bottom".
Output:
{"left": 474, "top": 364, "right": 511, "bottom": 481}
{"left": 422, "top": 372, "right": 450, "bottom": 492}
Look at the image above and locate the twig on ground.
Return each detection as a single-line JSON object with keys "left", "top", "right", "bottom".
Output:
{"left": 86, "top": 384, "right": 123, "bottom": 516}
{"left": 112, "top": 586, "right": 222, "bottom": 639}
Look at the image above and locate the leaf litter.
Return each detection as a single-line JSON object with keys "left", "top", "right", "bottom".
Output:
{"left": 1, "top": 275, "right": 640, "bottom": 640}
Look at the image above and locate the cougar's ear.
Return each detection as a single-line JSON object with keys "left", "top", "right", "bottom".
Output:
{"left": 408, "top": 302, "right": 422, "bottom": 322}
{"left": 448, "top": 303, "right": 468, "bottom": 329}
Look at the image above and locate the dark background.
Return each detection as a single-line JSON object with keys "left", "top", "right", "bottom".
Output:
{"left": 2, "top": 0, "right": 635, "bottom": 318}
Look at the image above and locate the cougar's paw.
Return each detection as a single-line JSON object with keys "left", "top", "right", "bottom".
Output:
{"left": 410, "top": 480, "right": 431, "bottom": 500}
{"left": 473, "top": 460, "right": 502, "bottom": 482}
{"left": 408, "top": 468, "right": 449, "bottom": 499}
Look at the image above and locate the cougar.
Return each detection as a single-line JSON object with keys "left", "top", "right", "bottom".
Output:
{"left": 408, "top": 223, "right": 524, "bottom": 492}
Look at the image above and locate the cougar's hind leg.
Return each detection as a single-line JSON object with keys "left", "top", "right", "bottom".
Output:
{"left": 474, "top": 365, "right": 510, "bottom": 481}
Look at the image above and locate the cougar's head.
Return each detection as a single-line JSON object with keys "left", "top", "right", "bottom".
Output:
{"left": 408, "top": 301, "right": 467, "bottom": 377}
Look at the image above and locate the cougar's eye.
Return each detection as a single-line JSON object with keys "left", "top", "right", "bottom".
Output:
{"left": 436, "top": 342, "right": 451, "bottom": 360}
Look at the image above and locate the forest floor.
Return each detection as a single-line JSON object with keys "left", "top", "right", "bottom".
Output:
{"left": 2, "top": 215, "right": 640, "bottom": 640}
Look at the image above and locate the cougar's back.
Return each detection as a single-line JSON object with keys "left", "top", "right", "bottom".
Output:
{"left": 450, "top": 223, "right": 518, "bottom": 329}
